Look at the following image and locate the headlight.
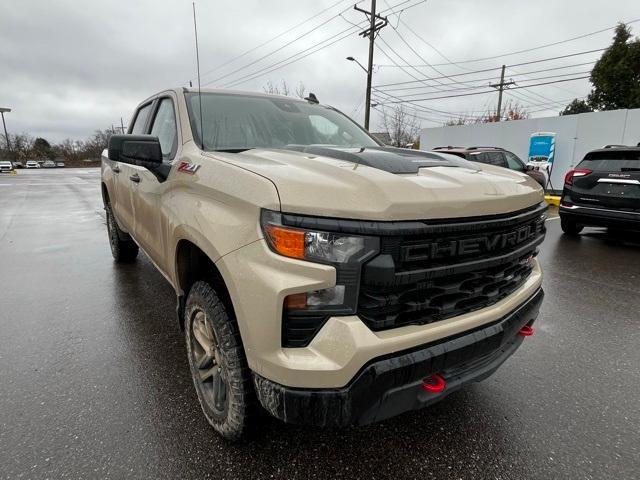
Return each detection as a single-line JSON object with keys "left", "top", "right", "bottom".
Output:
{"left": 260, "top": 210, "right": 378, "bottom": 264}
{"left": 260, "top": 210, "right": 380, "bottom": 348}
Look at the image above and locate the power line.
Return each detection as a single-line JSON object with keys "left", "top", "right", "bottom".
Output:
{"left": 222, "top": 26, "right": 358, "bottom": 88}
{"left": 378, "top": 61, "right": 596, "bottom": 92}
{"left": 397, "top": 17, "right": 467, "bottom": 70}
{"left": 376, "top": 67, "right": 594, "bottom": 97}
{"left": 509, "top": 48, "right": 605, "bottom": 68}
{"left": 506, "top": 89, "right": 566, "bottom": 109}
{"left": 386, "top": 18, "right": 640, "bottom": 67}
{"left": 374, "top": 86, "right": 584, "bottom": 122}
{"left": 378, "top": 75, "right": 591, "bottom": 103}
{"left": 381, "top": 0, "right": 451, "bottom": 83}
{"left": 374, "top": 48, "right": 603, "bottom": 88}
{"left": 203, "top": 4, "right": 355, "bottom": 86}
{"left": 219, "top": 0, "right": 426, "bottom": 89}
{"left": 190, "top": 0, "right": 351, "bottom": 83}
{"left": 377, "top": 38, "right": 453, "bottom": 92}
{"left": 373, "top": 89, "right": 476, "bottom": 119}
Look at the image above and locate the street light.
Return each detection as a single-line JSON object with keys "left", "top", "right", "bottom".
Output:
{"left": 346, "top": 57, "right": 373, "bottom": 130}
{"left": 346, "top": 56, "right": 368, "bottom": 74}
{"left": 0, "top": 107, "right": 11, "bottom": 153}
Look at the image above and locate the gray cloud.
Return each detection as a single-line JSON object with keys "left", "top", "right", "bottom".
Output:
{"left": 0, "top": 0, "right": 636, "bottom": 142}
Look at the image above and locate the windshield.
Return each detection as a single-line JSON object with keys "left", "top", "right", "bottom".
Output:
{"left": 579, "top": 150, "right": 640, "bottom": 171}
{"left": 185, "top": 92, "right": 379, "bottom": 151}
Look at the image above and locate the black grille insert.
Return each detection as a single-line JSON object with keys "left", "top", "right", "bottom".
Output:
{"left": 358, "top": 209, "right": 545, "bottom": 331}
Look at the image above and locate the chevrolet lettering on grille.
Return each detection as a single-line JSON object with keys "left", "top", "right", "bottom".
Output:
{"left": 401, "top": 220, "right": 544, "bottom": 262}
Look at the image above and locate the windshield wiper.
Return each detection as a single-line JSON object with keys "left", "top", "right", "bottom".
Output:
{"left": 212, "top": 148, "right": 252, "bottom": 153}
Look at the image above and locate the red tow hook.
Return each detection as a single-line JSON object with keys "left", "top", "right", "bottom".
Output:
{"left": 518, "top": 325, "right": 535, "bottom": 337}
{"left": 421, "top": 373, "right": 446, "bottom": 393}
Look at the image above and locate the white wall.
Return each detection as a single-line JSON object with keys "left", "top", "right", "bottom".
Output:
{"left": 420, "top": 108, "right": 640, "bottom": 190}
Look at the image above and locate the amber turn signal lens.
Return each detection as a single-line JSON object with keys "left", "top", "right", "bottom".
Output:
{"left": 264, "top": 224, "right": 305, "bottom": 259}
{"left": 284, "top": 293, "right": 307, "bottom": 310}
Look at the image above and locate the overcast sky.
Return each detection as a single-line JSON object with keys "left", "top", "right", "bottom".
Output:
{"left": 1, "top": 0, "right": 638, "bottom": 143}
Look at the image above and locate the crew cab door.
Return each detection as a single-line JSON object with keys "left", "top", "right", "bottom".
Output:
{"left": 113, "top": 102, "right": 154, "bottom": 232}
{"left": 569, "top": 150, "right": 640, "bottom": 210}
{"left": 130, "top": 96, "right": 180, "bottom": 271}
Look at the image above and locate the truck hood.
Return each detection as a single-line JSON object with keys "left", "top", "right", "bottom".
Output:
{"left": 203, "top": 146, "right": 544, "bottom": 220}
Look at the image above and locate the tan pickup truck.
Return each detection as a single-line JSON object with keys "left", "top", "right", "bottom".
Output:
{"left": 101, "top": 88, "right": 546, "bottom": 440}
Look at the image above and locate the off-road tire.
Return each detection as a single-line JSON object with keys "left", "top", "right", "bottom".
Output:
{"left": 105, "top": 204, "right": 139, "bottom": 262}
{"left": 184, "top": 281, "right": 256, "bottom": 441}
{"left": 560, "top": 218, "right": 584, "bottom": 236}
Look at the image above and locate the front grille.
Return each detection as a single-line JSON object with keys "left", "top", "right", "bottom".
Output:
{"left": 357, "top": 206, "right": 546, "bottom": 331}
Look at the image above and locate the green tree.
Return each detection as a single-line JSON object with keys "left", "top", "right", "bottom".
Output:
{"left": 588, "top": 23, "right": 640, "bottom": 110}
{"left": 32, "top": 137, "right": 55, "bottom": 160}
{"left": 560, "top": 99, "right": 593, "bottom": 116}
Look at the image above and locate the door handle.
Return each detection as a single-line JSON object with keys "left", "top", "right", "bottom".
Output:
{"left": 129, "top": 174, "right": 141, "bottom": 183}
{"left": 112, "top": 166, "right": 120, "bottom": 174}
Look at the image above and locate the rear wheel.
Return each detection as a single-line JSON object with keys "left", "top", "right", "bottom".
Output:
{"left": 184, "top": 281, "right": 256, "bottom": 441}
{"left": 560, "top": 218, "right": 584, "bottom": 236}
{"left": 105, "top": 205, "right": 138, "bottom": 262}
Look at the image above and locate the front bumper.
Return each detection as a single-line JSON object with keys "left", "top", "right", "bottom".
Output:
{"left": 560, "top": 203, "right": 640, "bottom": 230}
{"left": 216, "top": 239, "right": 543, "bottom": 389}
{"left": 253, "top": 288, "right": 543, "bottom": 427}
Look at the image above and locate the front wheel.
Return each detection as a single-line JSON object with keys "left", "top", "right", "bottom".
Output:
{"left": 560, "top": 218, "right": 584, "bottom": 236}
{"left": 105, "top": 205, "right": 138, "bottom": 262}
{"left": 184, "top": 281, "right": 256, "bottom": 440}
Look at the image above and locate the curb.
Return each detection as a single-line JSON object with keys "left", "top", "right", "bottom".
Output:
{"left": 544, "top": 195, "right": 560, "bottom": 206}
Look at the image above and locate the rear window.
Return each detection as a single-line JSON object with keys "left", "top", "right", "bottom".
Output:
{"left": 444, "top": 151, "right": 467, "bottom": 160}
{"left": 578, "top": 150, "right": 640, "bottom": 171}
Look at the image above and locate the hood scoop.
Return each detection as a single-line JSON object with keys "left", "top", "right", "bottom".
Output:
{"left": 282, "top": 145, "right": 479, "bottom": 174}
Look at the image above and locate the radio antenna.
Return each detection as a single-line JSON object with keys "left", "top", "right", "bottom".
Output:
{"left": 192, "top": 2, "right": 204, "bottom": 149}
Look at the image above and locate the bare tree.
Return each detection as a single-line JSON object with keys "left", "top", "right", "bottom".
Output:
{"left": 0, "top": 133, "right": 34, "bottom": 160}
{"left": 295, "top": 82, "right": 306, "bottom": 99}
{"left": 381, "top": 104, "right": 421, "bottom": 147}
{"left": 263, "top": 80, "right": 307, "bottom": 99}
{"left": 444, "top": 116, "right": 472, "bottom": 126}
{"left": 82, "top": 129, "right": 113, "bottom": 159}
{"left": 477, "top": 100, "right": 529, "bottom": 123}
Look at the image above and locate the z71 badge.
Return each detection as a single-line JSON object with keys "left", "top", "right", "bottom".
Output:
{"left": 177, "top": 161, "right": 201, "bottom": 174}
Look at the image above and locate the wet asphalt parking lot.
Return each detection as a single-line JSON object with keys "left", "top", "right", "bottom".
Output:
{"left": 1, "top": 168, "right": 639, "bottom": 480}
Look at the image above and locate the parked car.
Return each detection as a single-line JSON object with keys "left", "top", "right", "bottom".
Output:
{"left": 25, "top": 160, "right": 40, "bottom": 168}
{"left": 12, "top": 161, "right": 24, "bottom": 169}
{"left": 56, "top": 162, "right": 65, "bottom": 168}
{"left": 433, "top": 146, "right": 546, "bottom": 188}
{"left": 0, "top": 160, "right": 15, "bottom": 173}
{"left": 42, "top": 160, "right": 56, "bottom": 168}
{"left": 102, "top": 88, "right": 546, "bottom": 440}
{"left": 559, "top": 146, "right": 640, "bottom": 234}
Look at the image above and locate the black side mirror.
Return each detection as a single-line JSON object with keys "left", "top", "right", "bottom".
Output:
{"left": 525, "top": 164, "right": 534, "bottom": 171}
{"left": 108, "top": 135, "right": 162, "bottom": 168}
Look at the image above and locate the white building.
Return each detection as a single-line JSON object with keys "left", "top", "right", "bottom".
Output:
{"left": 420, "top": 108, "right": 640, "bottom": 190}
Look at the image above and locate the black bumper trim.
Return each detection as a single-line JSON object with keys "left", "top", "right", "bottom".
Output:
{"left": 560, "top": 205, "right": 640, "bottom": 230}
{"left": 253, "top": 288, "right": 544, "bottom": 427}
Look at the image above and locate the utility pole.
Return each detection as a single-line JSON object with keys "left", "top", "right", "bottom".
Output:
{"left": 489, "top": 65, "right": 515, "bottom": 121}
{"left": 120, "top": 117, "right": 126, "bottom": 134}
{"left": 354, "top": 1, "right": 387, "bottom": 130}
{"left": 0, "top": 107, "right": 11, "bottom": 154}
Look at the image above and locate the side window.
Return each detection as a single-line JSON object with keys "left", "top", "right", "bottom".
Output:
{"left": 504, "top": 151, "right": 526, "bottom": 172}
{"left": 484, "top": 152, "right": 508, "bottom": 167}
{"left": 131, "top": 103, "right": 153, "bottom": 135}
{"left": 469, "top": 152, "right": 487, "bottom": 164}
{"left": 150, "top": 98, "right": 178, "bottom": 161}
